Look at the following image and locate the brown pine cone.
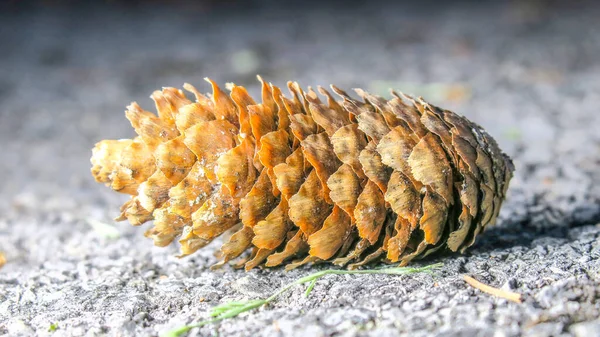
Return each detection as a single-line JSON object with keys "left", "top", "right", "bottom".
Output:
{"left": 90, "top": 77, "right": 514, "bottom": 270}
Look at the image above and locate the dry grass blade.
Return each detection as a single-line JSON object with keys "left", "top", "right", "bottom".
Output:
{"left": 463, "top": 275, "right": 522, "bottom": 303}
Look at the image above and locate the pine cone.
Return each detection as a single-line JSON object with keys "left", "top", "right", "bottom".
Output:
{"left": 91, "top": 77, "right": 514, "bottom": 270}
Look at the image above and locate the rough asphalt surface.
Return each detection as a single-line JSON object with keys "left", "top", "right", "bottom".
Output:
{"left": 1, "top": 1, "right": 599, "bottom": 336}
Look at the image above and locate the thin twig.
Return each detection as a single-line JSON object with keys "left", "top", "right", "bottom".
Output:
{"left": 463, "top": 275, "right": 522, "bottom": 303}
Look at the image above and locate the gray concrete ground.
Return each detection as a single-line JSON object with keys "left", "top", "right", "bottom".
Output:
{"left": 0, "top": 1, "right": 599, "bottom": 336}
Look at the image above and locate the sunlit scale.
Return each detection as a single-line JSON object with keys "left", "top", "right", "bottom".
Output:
{"left": 90, "top": 76, "right": 514, "bottom": 271}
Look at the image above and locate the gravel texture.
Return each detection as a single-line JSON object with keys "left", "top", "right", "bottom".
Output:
{"left": 0, "top": 1, "right": 599, "bottom": 336}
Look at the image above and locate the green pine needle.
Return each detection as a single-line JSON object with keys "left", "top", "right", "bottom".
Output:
{"left": 160, "top": 262, "right": 442, "bottom": 337}
{"left": 304, "top": 278, "right": 317, "bottom": 297}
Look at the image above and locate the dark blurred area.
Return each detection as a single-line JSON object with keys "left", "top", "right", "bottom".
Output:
{"left": 0, "top": 0, "right": 599, "bottom": 200}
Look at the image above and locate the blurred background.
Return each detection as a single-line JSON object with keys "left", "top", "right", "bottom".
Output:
{"left": 1, "top": 0, "right": 599, "bottom": 207}
{"left": 1, "top": 1, "right": 599, "bottom": 335}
